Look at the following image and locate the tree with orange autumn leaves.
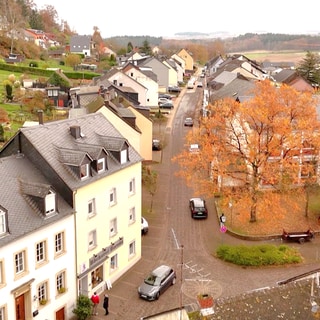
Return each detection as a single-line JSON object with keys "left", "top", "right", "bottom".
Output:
{"left": 172, "top": 80, "right": 320, "bottom": 223}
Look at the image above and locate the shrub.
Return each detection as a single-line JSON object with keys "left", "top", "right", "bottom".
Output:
{"left": 73, "top": 295, "right": 92, "bottom": 320}
{"left": 216, "top": 244, "right": 302, "bottom": 266}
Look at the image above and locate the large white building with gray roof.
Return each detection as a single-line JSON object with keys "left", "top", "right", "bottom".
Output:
{"left": 0, "top": 112, "right": 143, "bottom": 319}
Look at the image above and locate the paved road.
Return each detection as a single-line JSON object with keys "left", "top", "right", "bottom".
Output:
{"left": 91, "top": 88, "right": 320, "bottom": 320}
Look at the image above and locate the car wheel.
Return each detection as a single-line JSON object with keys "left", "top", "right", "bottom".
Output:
{"left": 172, "top": 277, "right": 176, "bottom": 285}
{"left": 155, "top": 291, "right": 160, "bottom": 300}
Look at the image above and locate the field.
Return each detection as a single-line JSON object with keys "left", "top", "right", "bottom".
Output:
{"left": 235, "top": 50, "right": 306, "bottom": 64}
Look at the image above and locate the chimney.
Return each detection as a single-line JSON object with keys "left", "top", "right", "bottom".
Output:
{"left": 37, "top": 110, "right": 44, "bottom": 125}
{"left": 70, "top": 125, "right": 81, "bottom": 139}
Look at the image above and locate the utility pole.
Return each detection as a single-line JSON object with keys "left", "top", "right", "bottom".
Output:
{"left": 180, "top": 245, "right": 184, "bottom": 320}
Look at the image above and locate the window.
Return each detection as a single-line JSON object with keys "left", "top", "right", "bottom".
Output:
{"left": 0, "top": 306, "right": 5, "bottom": 320}
{"left": 120, "top": 149, "right": 128, "bottom": 164}
{"left": 38, "top": 281, "right": 48, "bottom": 303}
{"left": 97, "top": 158, "right": 105, "bottom": 173}
{"left": 36, "top": 241, "right": 47, "bottom": 264}
{"left": 129, "top": 178, "right": 135, "bottom": 195}
{"left": 45, "top": 190, "right": 56, "bottom": 215}
{"left": 129, "top": 241, "right": 136, "bottom": 256}
{"left": 80, "top": 163, "right": 89, "bottom": 180}
{"left": 109, "top": 188, "right": 117, "bottom": 206}
{"left": 88, "top": 230, "right": 97, "bottom": 249}
{"left": 109, "top": 219, "right": 117, "bottom": 238}
{"left": 129, "top": 207, "right": 136, "bottom": 224}
{"left": 0, "top": 260, "right": 4, "bottom": 286}
{"left": 55, "top": 232, "right": 65, "bottom": 255}
{"left": 56, "top": 271, "right": 66, "bottom": 293}
{"left": 15, "top": 251, "right": 26, "bottom": 275}
{"left": 91, "top": 266, "right": 103, "bottom": 288}
{"left": 88, "top": 199, "right": 96, "bottom": 217}
{"left": 110, "top": 254, "right": 118, "bottom": 271}
{"left": 0, "top": 208, "right": 8, "bottom": 235}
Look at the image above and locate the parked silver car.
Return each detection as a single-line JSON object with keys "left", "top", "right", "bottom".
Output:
{"left": 138, "top": 265, "right": 176, "bottom": 300}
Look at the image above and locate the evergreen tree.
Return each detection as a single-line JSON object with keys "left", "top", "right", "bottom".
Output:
{"left": 296, "top": 51, "right": 320, "bottom": 85}
{"left": 139, "top": 40, "right": 152, "bottom": 55}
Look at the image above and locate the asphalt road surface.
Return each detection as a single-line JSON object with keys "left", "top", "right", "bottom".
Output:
{"left": 91, "top": 87, "right": 320, "bottom": 320}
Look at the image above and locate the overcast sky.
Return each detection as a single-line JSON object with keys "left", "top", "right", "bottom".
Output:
{"left": 33, "top": 0, "right": 320, "bottom": 38}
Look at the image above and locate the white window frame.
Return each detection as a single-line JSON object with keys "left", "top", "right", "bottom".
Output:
{"left": 55, "top": 232, "right": 65, "bottom": 256}
{"left": 109, "top": 188, "right": 117, "bottom": 206}
{"left": 120, "top": 149, "right": 128, "bottom": 164}
{"left": 0, "top": 260, "right": 4, "bottom": 286}
{"left": 45, "top": 190, "right": 56, "bottom": 215}
{"left": 129, "top": 207, "right": 136, "bottom": 225}
{"left": 0, "top": 305, "right": 6, "bottom": 320}
{"left": 36, "top": 240, "right": 47, "bottom": 265}
{"left": 80, "top": 163, "right": 89, "bottom": 180}
{"left": 56, "top": 270, "right": 66, "bottom": 293}
{"left": 0, "top": 209, "right": 7, "bottom": 235}
{"left": 38, "top": 281, "right": 48, "bottom": 304}
{"left": 97, "top": 158, "right": 105, "bottom": 173}
{"left": 129, "top": 241, "right": 136, "bottom": 257}
{"left": 88, "top": 198, "right": 96, "bottom": 217}
{"left": 88, "top": 230, "right": 97, "bottom": 250}
{"left": 129, "top": 178, "right": 135, "bottom": 195}
{"left": 15, "top": 251, "right": 26, "bottom": 275}
{"left": 110, "top": 254, "right": 118, "bottom": 272}
{"left": 109, "top": 218, "right": 117, "bottom": 238}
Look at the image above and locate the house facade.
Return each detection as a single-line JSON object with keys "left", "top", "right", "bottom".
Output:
{"left": 139, "top": 57, "right": 170, "bottom": 92}
{"left": 0, "top": 155, "right": 76, "bottom": 320}
{"left": 0, "top": 113, "right": 143, "bottom": 310}
{"left": 122, "top": 63, "right": 159, "bottom": 107}
{"left": 70, "top": 35, "right": 94, "bottom": 57}
{"left": 177, "top": 49, "right": 194, "bottom": 73}
{"left": 103, "top": 68, "right": 149, "bottom": 106}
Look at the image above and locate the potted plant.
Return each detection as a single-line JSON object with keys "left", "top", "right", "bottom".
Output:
{"left": 58, "top": 287, "right": 66, "bottom": 294}
{"left": 197, "top": 293, "right": 214, "bottom": 308}
{"left": 39, "top": 299, "right": 47, "bottom": 306}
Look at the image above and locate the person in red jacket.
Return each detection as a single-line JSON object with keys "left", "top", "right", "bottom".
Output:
{"left": 91, "top": 292, "right": 100, "bottom": 315}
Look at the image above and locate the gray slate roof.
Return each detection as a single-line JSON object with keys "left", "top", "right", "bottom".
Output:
{"left": 0, "top": 155, "right": 73, "bottom": 247}
{"left": 19, "top": 113, "right": 142, "bottom": 191}
{"left": 209, "top": 276, "right": 320, "bottom": 319}
{"left": 209, "top": 77, "right": 256, "bottom": 102}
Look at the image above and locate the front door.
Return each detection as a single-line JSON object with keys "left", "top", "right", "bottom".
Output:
{"left": 56, "top": 307, "right": 65, "bottom": 320}
{"left": 15, "top": 294, "right": 25, "bottom": 320}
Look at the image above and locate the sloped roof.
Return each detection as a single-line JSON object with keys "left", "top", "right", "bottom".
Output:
{"left": 0, "top": 155, "right": 73, "bottom": 247}
{"left": 17, "top": 113, "right": 142, "bottom": 191}
{"left": 210, "top": 276, "right": 320, "bottom": 319}
{"left": 210, "top": 77, "right": 256, "bottom": 102}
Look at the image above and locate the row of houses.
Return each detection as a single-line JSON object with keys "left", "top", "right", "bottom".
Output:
{"left": 0, "top": 36, "right": 196, "bottom": 318}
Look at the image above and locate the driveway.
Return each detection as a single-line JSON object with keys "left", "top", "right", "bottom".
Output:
{"left": 91, "top": 88, "right": 320, "bottom": 320}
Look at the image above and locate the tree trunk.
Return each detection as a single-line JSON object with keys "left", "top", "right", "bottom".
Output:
{"left": 304, "top": 186, "right": 309, "bottom": 218}
{"left": 250, "top": 192, "right": 257, "bottom": 222}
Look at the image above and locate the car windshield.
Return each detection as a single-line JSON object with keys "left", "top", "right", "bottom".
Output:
{"left": 144, "top": 274, "right": 161, "bottom": 286}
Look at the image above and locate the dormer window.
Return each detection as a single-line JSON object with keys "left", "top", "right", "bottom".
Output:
{"left": 45, "top": 190, "right": 56, "bottom": 215}
{"left": 97, "top": 158, "right": 106, "bottom": 173}
{"left": 0, "top": 207, "right": 8, "bottom": 236}
{"left": 80, "top": 163, "right": 89, "bottom": 180}
{"left": 120, "top": 149, "right": 128, "bottom": 164}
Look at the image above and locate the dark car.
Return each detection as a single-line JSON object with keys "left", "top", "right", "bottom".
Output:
{"left": 152, "top": 139, "right": 161, "bottom": 151}
{"left": 184, "top": 117, "right": 194, "bottom": 127}
{"left": 189, "top": 197, "right": 208, "bottom": 219}
{"left": 138, "top": 265, "right": 176, "bottom": 300}
{"left": 159, "top": 101, "right": 174, "bottom": 109}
